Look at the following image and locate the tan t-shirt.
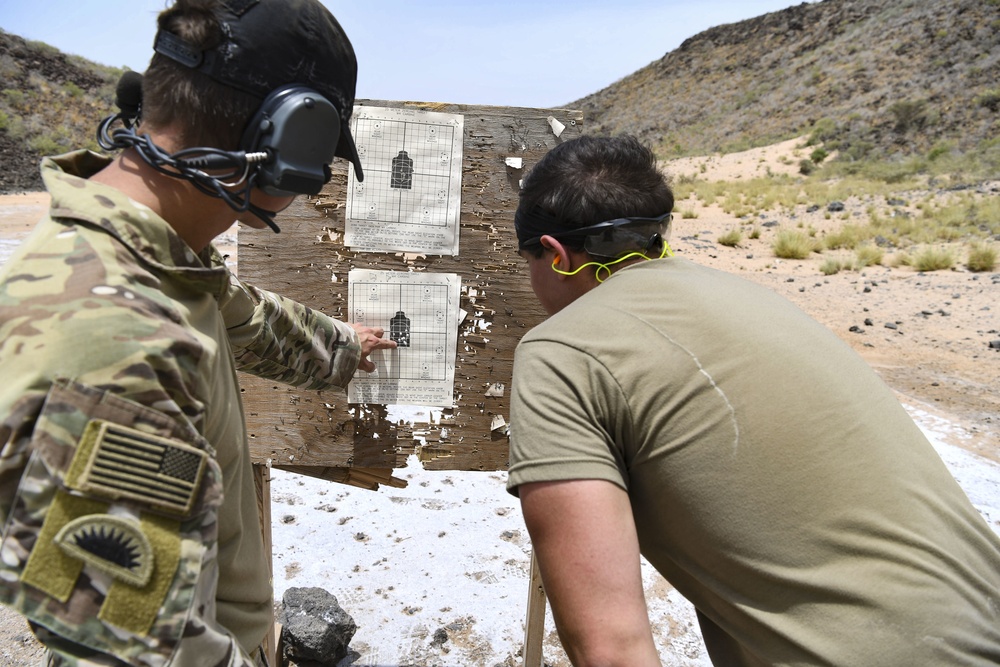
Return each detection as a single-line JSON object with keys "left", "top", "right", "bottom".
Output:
{"left": 508, "top": 257, "right": 1000, "bottom": 665}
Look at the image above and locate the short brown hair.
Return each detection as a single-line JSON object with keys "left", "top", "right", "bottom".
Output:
{"left": 141, "top": 0, "right": 259, "bottom": 150}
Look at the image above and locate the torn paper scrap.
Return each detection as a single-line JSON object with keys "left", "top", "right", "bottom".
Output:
{"left": 547, "top": 116, "right": 566, "bottom": 137}
{"left": 491, "top": 414, "right": 508, "bottom": 433}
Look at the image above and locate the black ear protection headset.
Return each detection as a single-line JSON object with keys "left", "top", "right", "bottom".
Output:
{"left": 241, "top": 84, "right": 342, "bottom": 198}
{"left": 97, "top": 71, "right": 344, "bottom": 233}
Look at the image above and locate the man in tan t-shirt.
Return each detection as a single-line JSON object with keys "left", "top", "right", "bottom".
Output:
{"left": 507, "top": 134, "right": 1000, "bottom": 666}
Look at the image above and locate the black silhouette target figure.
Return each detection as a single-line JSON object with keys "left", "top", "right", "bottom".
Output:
{"left": 391, "top": 150, "right": 414, "bottom": 189}
{"left": 390, "top": 310, "right": 411, "bottom": 347}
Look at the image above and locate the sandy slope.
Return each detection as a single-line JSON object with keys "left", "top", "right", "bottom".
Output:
{"left": 0, "top": 137, "right": 996, "bottom": 665}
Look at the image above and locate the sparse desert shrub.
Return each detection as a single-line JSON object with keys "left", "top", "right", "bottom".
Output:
{"left": 28, "top": 134, "right": 62, "bottom": 155}
{"left": 975, "top": 89, "right": 1000, "bottom": 113}
{"left": 966, "top": 242, "right": 997, "bottom": 272}
{"left": 0, "top": 54, "right": 19, "bottom": 81}
{"left": 888, "top": 99, "right": 928, "bottom": 134}
{"left": 62, "top": 82, "right": 84, "bottom": 98}
{"left": 866, "top": 158, "right": 929, "bottom": 183}
{"left": 823, "top": 224, "right": 869, "bottom": 251}
{"left": 820, "top": 257, "right": 846, "bottom": 275}
{"left": 798, "top": 159, "right": 816, "bottom": 175}
{"left": 810, "top": 148, "right": 828, "bottom": 164}
{"left": 837, "top": 141, "right": 875, "bottom": 163}
{"left": 854, "top": 244, "right": 884, "bottom": 268}
{"left": 680, "top": 208, "right": 699, "bottom": 219}
{"left": 25, "top": 39, "right": 60, "bottom": 58}
{"left": 672, "top": 179, "right": 727, "bottom": 207}
{"left": 3, "top": 89, "right": 26, "bottom": 107}
{"left": 807, "top": 118, "right": 838, "bottom": 146}
{"left": 772, "top": 229, "right": 818, "bottom": 260}
{"left": 718, "top": 229, "right": 742, "bottom": 247}
{"left": 721, "top": 192, "right": 752, "bottom": 218}
{"left": 25, "top": 72, "right": 50, "bottom": 94}
{"left": 911, "top": 246, "right": 955, "bottom": 272}
{"left": 749, "top": 226, "right": 761, "bottom": 240}
{"left": 808, "top": 66, "right": 824, "bottom": 87}
{"left": 4, "top": 114, "right": 25, "bottom": 139}
{"left": 926, "top": 141, "right": 953, "bottom": 162}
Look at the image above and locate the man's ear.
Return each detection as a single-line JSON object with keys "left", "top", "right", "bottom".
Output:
{"left": 540, "top": 234, "right": 571, "bottom": 274}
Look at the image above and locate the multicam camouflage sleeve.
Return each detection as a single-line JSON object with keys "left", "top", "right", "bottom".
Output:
{"left": 0, "top": 199, "right": 298, "bottom": 662}
{"left": 0, "top": 380, "right": 260, "bottom": 667}
{"left": 218, "top": 270, "right": 362, "bottom": 390}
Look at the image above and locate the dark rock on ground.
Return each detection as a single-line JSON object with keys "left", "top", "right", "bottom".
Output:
{"left": 279, "top": 587, "right": 357, "bottom": 667}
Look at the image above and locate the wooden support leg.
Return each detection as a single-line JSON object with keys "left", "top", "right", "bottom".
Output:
{"left": 254, "top": 462, "right": 281, "bottom": 667}
{"left": 523, "top": 548, "right": 547, "bottom": 667}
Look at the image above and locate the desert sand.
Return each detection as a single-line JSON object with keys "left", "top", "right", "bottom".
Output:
{"left": 0, "top": 137, "right": 996, "bottom": 665}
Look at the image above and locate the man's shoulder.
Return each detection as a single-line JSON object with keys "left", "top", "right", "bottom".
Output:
{"left": 1, "top": 217, "right": 148, "bottom": 295}
{"left": 0, "top": 217, "right": 199, "bottom": 366}
{"left": 517, "top": 299, "right": 608, "bottom": 356}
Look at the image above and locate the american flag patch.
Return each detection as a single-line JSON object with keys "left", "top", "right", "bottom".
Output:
{"left": 76, "top": 420, "right": 207, "bottom": 517}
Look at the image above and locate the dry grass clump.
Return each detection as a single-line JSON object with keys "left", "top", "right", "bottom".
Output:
{"left": 854, "top": 243, "right": 884, "bottom": 268}
{"left": 818, "top": 244, "right": 884, "bottom": 275}
{"left": 772, "top": 229, "right": 820, "bottom": 259}
{"left": 717, "top": 228, "right": 743, "bottom": 247}
{"left": 823, "top": 224, "right": 875, "bottom": 251}
{"left": 820, "top": 256, "right": 849, "bottom": 275}
{"left": 966, "top": 242, "right": 997, "bottom": 272}
{"left": 895, "top": 246, "right": 956, "bottom": 272}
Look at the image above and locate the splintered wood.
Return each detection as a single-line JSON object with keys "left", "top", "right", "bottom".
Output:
{"left": 240, "top": 100, "right": 584, "bottom": 474}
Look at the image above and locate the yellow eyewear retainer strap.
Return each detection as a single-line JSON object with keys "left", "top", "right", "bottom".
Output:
{"left": 551, "top": 240, "right": 673, "bottom": 283}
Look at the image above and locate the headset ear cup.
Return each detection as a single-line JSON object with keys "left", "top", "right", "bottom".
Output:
{"left": 241, "top": 84, "right": 341, "bottom": 195}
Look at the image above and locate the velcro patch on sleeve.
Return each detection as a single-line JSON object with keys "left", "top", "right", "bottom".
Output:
{"left": 54, "top": 515, "right": 154, "bottom": 587}
{"left": 99, "top": 512, "right": 181, "bottom": 636}
{"left": 66, "top": 420, "right": 207, "bottom": 518}
{"left": 20, "top": 490, "right": 109, "bottom": 602}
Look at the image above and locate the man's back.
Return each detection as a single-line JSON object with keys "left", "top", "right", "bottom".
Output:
{"left": 510, "top": 256, "right": 1000, "bottom": 665}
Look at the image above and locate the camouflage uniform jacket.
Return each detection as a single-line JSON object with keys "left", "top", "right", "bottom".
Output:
{"left": 0, "top": 151, "right": 362, "bottom": 665}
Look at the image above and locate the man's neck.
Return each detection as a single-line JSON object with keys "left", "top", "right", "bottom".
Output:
{"left": 89, "top": 147, "right": 237, "bottom": 254}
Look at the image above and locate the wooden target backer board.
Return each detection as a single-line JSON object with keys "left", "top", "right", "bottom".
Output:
{"left": 239, "top": 100, "right": 584, "bottom": 473}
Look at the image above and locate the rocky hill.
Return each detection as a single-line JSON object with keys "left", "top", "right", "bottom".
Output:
{"left": 2, "top": 0, "right": 999, "bottom": 194}
{"left": 571, "top": 0, "right": 1000, "bottom": 161}
{"left": 0, "top": 29, "right": 121, "bottom": 193}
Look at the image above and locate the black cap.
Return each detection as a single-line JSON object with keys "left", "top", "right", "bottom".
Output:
{"left": 154, "top": 0, "right": 362, "bottom": 180}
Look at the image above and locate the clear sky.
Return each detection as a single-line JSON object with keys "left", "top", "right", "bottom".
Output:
{"left": 2, "top": 1, "right": 815, "bottom": 108}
